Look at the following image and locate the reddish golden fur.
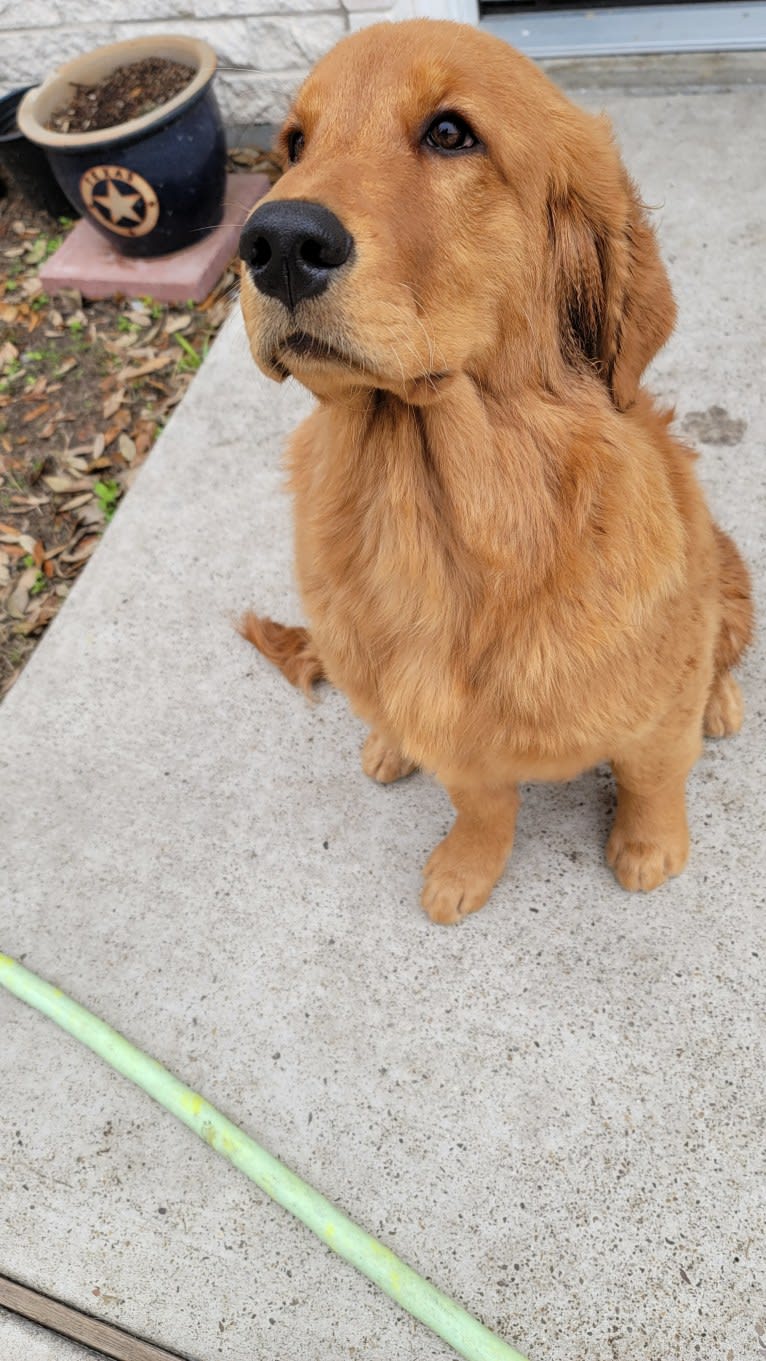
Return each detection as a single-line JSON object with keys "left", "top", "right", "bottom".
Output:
{"left": 239, "top": 21, "right": 753, "bottom": 922}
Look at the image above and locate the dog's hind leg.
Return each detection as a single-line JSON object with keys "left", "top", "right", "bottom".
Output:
{"left": 238, "top": 613, "right": 325, "bottom": 696}
{"left": 361, "top": 730, "right": 417, "bottom": 784}
{"left": 703, "top": 527, "right": 753, "bottom": 739}
{"left": 704, "top": 671, "right": 744, "bottom": 738}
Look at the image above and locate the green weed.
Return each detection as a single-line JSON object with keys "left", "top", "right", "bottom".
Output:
{"left": 94, "top": 480, "right": 121, "bottom": 520}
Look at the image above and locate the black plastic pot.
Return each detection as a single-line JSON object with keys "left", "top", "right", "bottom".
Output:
{"left": 0, "top": 88, "right": 73, "bottom": 218}
{"left": 17, "top": 37, "right": 226, "bottom": 258}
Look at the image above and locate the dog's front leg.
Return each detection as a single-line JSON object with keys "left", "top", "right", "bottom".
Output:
{"left": 606, "top": 720, "right": 699, "bottom": 891}
{"left": 421, "top": 782, "right": 521, "bottom": 925}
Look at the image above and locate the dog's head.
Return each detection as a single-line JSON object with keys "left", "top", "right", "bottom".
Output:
{"left": 239, "top": 20, "right": 675, "bottom": 409}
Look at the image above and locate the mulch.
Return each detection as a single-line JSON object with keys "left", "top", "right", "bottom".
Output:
{"left": 0, "top": 146, "right": 280, "bottom": 699}
{"left": 47, "top": 59, "right": 195, "bottom": 135}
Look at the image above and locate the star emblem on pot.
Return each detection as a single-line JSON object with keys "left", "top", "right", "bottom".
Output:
{"left": 79, "top": 164, "right": 160, "bottom": 239}
{"left": 93, "top": 179, "right": 144, "bottom": 226}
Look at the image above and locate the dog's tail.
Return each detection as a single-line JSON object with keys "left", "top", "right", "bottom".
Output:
{"left": 238, "top": 613, "right": 326, "bottom": 696}
{"left": 713, "top": 526, "right": 754, "bottom": 676}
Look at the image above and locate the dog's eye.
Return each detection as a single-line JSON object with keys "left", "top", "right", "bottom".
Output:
{"left": 287, "top": 129, "right": 305, "bottom": 164}
{"left": 423, "top": 113, "right": 479, "bottom": 155}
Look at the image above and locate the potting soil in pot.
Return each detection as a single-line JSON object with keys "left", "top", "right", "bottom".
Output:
{"left": 46, "top": 59, "right": 194, "bottom": 134}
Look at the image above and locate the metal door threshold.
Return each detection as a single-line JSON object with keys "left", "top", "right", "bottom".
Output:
{"left": 480, "top": 3, "right": 766, "bottom": 57}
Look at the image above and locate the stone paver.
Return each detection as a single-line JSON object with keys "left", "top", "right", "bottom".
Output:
{"left": 41, "top": 173, "right": 268, "bottom": 303}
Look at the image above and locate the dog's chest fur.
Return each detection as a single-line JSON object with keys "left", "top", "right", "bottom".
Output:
{"left": 287, "top": 389, "right": 700, "bottom": 778}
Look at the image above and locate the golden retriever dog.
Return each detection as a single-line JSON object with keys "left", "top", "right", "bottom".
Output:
{"left": 238, "top": 20, "right": 753, "bottom": 924}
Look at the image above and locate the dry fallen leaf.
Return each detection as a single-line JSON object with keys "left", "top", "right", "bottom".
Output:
{"left": 115, "top": 355, "right": 174, "bottom": 384}
{"left": 76, "top": 503, "right": 106, "bottom": 527}
{"left": 6, "top": 566, "right": 39, "bottom": 619}
{"left": 44, "top": 476, "right": 92, "bottom": 493}
{"left": 118, "top": 434, "right": 136, "bottom": 463}
{"left": 105, "top": 333, "right": 141, "bottom": 353}
{"left": 122, "top": 345, "right": 158, "bottom": 361}
{"left": 10, "top": 494, "right": 49, "bottom": 508}
{"left": 22, "top": 402, "right": 50, "bottom": 424}
{"left": 104, "top": 411, "right": 131, "bottom": 445}
{"left": 13, "top": 604, "right": 41, "bottom": 635}
{"left": 61, "top": 535, "right": 100, "bottom": 565}
{"left": 58, "top": 491, "right": 94, "bottom": 512}
{"left": 165, "top": 313, "right": 192, "bottom": 334}
{"left": 15, "top": 598, "right": 59, "bottom": 635}
{"left": 103, "top": 388, "right": 126, "bottom": 419}
{"left": 209, "top": 299, "right": 234, "bottom": 329}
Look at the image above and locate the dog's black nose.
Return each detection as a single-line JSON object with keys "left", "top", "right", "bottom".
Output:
{"left": 240, "top": 200, "right": 354, "bottom": 310}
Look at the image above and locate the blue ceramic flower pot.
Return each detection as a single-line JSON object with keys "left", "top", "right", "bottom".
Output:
{"left": 17, "top": 37, "right": 226, "bottom": 258}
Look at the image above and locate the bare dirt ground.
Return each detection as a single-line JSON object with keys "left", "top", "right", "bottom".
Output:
{"left": 0, "top": 146, "right": 279, "bottom": 698}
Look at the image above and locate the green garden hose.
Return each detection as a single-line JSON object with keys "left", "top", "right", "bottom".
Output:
{"left": 0, "top": 953, "right": 530, "bottom": 1361}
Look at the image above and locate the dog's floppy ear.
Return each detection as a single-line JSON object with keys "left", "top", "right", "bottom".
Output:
{"left": 548, "top": 151, "right": 676, "bottom": 410}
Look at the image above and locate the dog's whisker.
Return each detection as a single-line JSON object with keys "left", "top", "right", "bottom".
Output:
{"left": 378, "top": 328, "right": 409, "bottom": 391}
{"left": 395, "top": 284, "right": 449, "bottom": 374}
{"left": 188, "top": 221, "right": 252, "bottom": 233}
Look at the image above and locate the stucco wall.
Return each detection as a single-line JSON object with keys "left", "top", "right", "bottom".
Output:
{"left": 0, "top": 0, "right": 402, "bottom": 127}
{"left": 0, "top": 0, "right": 479, "bottom": 126}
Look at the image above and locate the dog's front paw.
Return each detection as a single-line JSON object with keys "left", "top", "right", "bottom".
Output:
{"left": 606, "top": 828, "right": 688, "bottom": 892}
{"left": 361, "top": 731, "right": 416, "bottom": 784}
{"left": 420, "top": 837, "right": 502, "bottom": 925}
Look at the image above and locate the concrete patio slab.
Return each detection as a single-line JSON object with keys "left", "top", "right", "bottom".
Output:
{"left": 0, "top": 1312, "right": 87, "bottom": 1361}
{"left": 1, "top": 70, "right": 764, "bottom": 1361}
